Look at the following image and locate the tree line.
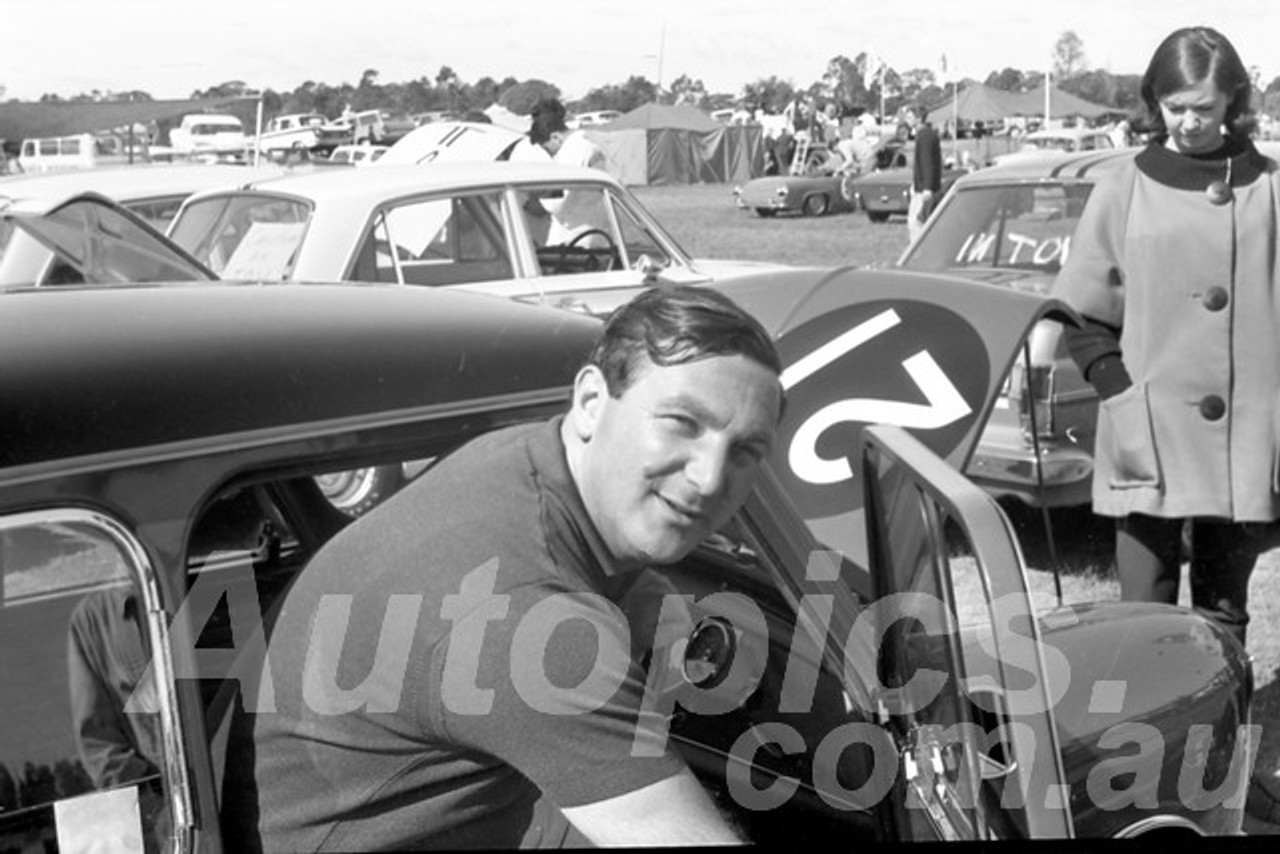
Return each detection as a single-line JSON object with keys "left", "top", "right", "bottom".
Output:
{"left": 13, "top": 30, "right": 1280, "bottom": 127}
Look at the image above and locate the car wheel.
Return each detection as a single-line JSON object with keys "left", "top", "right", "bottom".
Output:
{"left": 754, "top": 208, "right": 777, "bottom": 218}
{"left": 866, "top": 211, "right": 891, "bottom": 223}
{"left": 802, "top": 194, "right": 829, "bottom": 217}
{"left": 314, "top": 465, "right": 405, "bottom": 517}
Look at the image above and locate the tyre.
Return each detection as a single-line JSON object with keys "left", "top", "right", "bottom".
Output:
{"left": 754, "top": 208, "right": 778, "bottom": 218}
{"left": 866, "top": 211, "right": 891, "bottom": 223}
{"left": 802, "top": 194, "right": 829, "bottom": 217}
{"left": 314, "top": 464, "right": 405, "bottom": 517}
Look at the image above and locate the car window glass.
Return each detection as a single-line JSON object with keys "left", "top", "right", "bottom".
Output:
{"left": 365, "top": 192, "right": 513, "bottom": 287}
{"left": 902, "top": 184, "right": 1094, "bottom": 275}
{"left": 516, "top": 184, "right": 623, "bottom": 277}
{"left": 0, "top": 513, "right": 172, "bottom": 852}
{"left": 610, "top": 195, "right": 671, "bottom": 270}
{"left": 170, "top": 195, "right": 310, "bottom": 279}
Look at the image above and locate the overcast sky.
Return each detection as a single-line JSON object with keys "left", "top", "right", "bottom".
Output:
{"left": 2, "top": 0, "right": 1275, "bottom": 101}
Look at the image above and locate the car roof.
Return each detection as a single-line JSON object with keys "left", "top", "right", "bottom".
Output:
{"left": 0, "top": 283, "right": 599, "bottom": 475}
{"left": 956, "top": 148, "right": 1136, "bottom": 184}
{"left": 0, "top": 163, "right": 285, "bottom": 209}
{"left": 182, "top": 161, "right": 620, "bottom": 207}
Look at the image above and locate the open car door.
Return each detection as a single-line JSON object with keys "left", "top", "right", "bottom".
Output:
{"left": 861, "top": 423, "right": 1073, "bottom": 841}
{"left": 1, "top": 192, "right": 215, "bottom": 288}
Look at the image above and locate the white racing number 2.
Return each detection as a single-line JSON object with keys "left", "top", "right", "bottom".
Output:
{"left": 780, "top": 309, "right": 972, "bottom": 486}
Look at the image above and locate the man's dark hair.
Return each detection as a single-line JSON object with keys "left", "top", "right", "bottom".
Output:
{"left": 528, "top": 98, "right": 569, "bottom": 145}
{"left": 588, "top": 285, "right": 783, "bottom": 397}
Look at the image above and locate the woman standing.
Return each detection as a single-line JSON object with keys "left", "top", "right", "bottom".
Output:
{"left": 1052, "top": 26, "right": 1280, "bottom": 648}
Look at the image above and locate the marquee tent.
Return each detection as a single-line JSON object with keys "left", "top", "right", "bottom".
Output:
{"left": 925, "top": 83, "right": 1021, "bottom": 127}
{"left": 584, "top": 103, "right": 765, "bottom": 186}
{"left": 1007, "top": 84, "right": 1115, "bottom": 120}
{"left": 926, "top": 82, "right": 1114, "bottom": 128}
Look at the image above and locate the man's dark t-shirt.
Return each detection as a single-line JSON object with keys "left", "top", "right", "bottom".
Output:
{"left": 220, "top": 418, "right": 683, "bottom": 850}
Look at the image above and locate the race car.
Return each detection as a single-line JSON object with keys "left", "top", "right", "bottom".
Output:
{"left": 0, "top": 194, "right": 1253, "bottom": 848}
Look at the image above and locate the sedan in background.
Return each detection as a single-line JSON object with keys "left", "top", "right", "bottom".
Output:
{"left": 166, "top": 160, "right": 784, "bottom": 316}
{"left": 847, "top": 147, "right": 968, "bottom": 223}
{"left": 733, "top": 169, "right": 860, "bottom": 217}
{"left": 897, "top": 148, "right": 1132, "bottom": 506}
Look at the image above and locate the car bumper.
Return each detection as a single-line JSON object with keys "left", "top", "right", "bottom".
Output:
{"left": 965, "top": 421, "right": 1093, "bottom": 507}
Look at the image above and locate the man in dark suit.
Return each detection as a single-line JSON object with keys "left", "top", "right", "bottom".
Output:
{"left": 909, "top": 104, "right": 943, "bottom": 243}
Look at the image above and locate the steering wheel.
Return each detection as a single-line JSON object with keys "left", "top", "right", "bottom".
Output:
{"left": 551, "top": 228, "right": 619, "bottom": 274}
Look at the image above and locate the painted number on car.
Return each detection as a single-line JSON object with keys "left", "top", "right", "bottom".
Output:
{"left": 772, "top": 300, "right": 990, "bottom": 517}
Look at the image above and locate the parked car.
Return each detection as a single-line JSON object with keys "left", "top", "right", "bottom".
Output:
{"left": 168, "top": 114, "right": 250, "bottom": 162}
{"left": 847, "top": 147, "right": 968, "bottom": 223}
{"left": 569, "top": 110, "right": 622, "bottom": 128}
{"left": 255, "top": 113, "right": 349, "bottom": 155}
{"left": 733, "top": 170, "right": 860, "bottom": 217}
{"left": 991, "top": 127, "right": 1116, "bottom": 167}
{"left": 166, "top": 161, "right": 784, "bottom": 316}
{"left": 897, "top": 148, "right": 1133, "bottom": 506}
{"left": 326, "top": 144, "right": 387, "bottom": 166}
{"left": 0, "top": 162, "right": 284, "bottom": 231}
{"left": 0, "top": 208, "right": 1253, "bottom": 847}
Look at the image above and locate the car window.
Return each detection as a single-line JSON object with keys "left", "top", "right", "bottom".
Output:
{"left": 515, "top": 183, "right": 625, "bottom": 277}
{"left": 170, "top": 194, "right": 311, "bottom": 280}
{"left": 611, "top": 195, "right": 671, "bottom": 269}
{"left": 351, "top": 191, "right": 513, "bottom": 287}
{"left": 901, "top": 183, "right": 1095, "bottom": 275}
{"left": 0, "top": 511, "right": 177, "bottom": 852}
{"left": 123, "top": 196, "right": 189, "bottom": 232}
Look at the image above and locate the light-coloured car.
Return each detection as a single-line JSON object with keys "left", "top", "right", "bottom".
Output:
{"left": 326, "top": 144, "right": 388, "bottom": 166}
{"left": 0, "top": 163, "right": 283, "bottom": 287}
{"left": 991, "top": 127, "right": 1115, "bottom": 166}
{"left": 166, "top": 160, "right": 783, "bottom": 316}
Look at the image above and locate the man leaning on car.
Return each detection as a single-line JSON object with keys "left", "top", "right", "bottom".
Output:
{"left": 219, "top": 285, "right": 784, "bottom": 849}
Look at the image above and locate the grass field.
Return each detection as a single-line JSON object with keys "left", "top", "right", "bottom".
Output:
{"left": 633, "top": 182, "right": 1280, "bottom": 814}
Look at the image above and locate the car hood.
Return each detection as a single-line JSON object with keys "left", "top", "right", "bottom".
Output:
{"left": 918, "top": 265, "right": 1058, "bottom": 296}
{"left": 718, "top": 265, "right": 1078, "bottom": 563}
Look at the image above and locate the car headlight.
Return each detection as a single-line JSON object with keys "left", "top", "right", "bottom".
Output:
{"left": 775, "top": 187, "right": 788, "bottom": 198}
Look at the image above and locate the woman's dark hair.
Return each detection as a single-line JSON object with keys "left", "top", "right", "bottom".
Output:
{"left": 1136, "top": 26, "right": 1256, "bottom": 140}
{"left": 589, "top": 285, "right": 782, "bottom": 397}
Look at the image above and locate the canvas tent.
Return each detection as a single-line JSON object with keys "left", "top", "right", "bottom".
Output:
{"left": 1007, "top": 84, "right": 1115, "bottom": 120}
{"left": 584, "top": 103, "right": 765, "bottom": 186}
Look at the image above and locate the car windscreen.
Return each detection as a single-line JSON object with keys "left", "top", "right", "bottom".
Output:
{"left": 168, "top": 194, "right": 312, "bottom": 280}
{"left": 900, "top": 182, "right": 1095, "bottom": 276}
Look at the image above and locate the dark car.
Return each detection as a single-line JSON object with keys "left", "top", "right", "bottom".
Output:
{"left": 0, "top": 197, "right": 1254, "bottom": 849}
{"left": 896, "top": 149, "right": 1129, "bottom": 507}
{"left": 849, "top": 147, "right": 967, "bottom": 223}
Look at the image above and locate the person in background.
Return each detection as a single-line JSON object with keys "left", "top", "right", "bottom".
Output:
{"left": 528, "top": 97, "right": 607, "bottom": 171}
{"left": 908, "top": 104, "right": 943, "bottom": 243}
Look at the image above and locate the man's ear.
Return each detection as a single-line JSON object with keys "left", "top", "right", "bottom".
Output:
{"left": 567, "top": 364, "right": 608, "bottom": 441}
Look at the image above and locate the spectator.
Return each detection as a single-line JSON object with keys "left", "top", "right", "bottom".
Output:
{"left": 908, "top": 104, "right": 943, "bottom": 243}
{"left": 1053, "top": 26, "right": 1279, "bottom": 650}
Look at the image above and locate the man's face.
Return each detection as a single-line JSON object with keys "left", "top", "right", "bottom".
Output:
{"left": 541, "top": 130, "right": 567, "bottom": 156}
{"left": 568, "top": 353, "right": 781, "bottom": 568}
